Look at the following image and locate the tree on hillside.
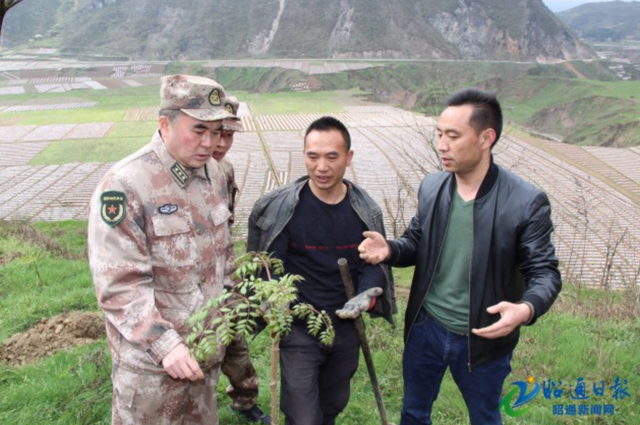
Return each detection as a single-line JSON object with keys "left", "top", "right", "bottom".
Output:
{"left": 0, "top": 0, "right": 26, "bottom": 43}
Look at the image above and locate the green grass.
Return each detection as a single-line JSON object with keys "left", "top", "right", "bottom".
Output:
{"left": 30, "top": 137, "right": 150, "bottom": 165}
{"left": 240, "top": 91, "right": 348, "bottom": 115}
{"left": 32, "top": 221, "right": 89, "bottom": 258}
{"left": 105, "top": 121, "right": 159, "bottom": 139}
{"left": 0, "top": 222, "right": 96, "bottom": 342}
{"left": 1, "top": 221, "right": 639, "bottom": 423}
{"left": 2, "top": 85, "right": 159, "bottom": 126}
{"left": 0, "top": 342, "right": 112, "bottom": 424}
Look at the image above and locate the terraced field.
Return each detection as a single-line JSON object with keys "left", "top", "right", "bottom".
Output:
{"left": 1, "top": 63, "right": 639, "bottom": 290}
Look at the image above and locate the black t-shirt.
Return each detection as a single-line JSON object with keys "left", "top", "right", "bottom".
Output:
{"left": 268, "top": 183, "right": 384, "bottom": 312}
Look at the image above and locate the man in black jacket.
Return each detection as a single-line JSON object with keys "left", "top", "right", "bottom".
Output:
{"left": 248, "top": 116, "right": 395, "bottom": 425}
{"left": 359, "top": 88, "right": 561, "bottom": 425}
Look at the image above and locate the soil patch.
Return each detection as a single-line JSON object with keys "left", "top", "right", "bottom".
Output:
{"left": 0, "top": 252, "right": 23, "bottom": 266}
{"left": 0, "top": 312, "right": 105, "bottom": 366}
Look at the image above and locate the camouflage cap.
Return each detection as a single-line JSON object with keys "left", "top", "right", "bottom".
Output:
{"left": 222, "top": 95, "right": 244, "bottom": 132}
{"left": 160, "top": 75, "right": 239, "bottom": 122}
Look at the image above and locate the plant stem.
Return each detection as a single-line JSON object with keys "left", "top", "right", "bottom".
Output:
{"left": 270, "top": 339, "right": 280, "bottom": 425}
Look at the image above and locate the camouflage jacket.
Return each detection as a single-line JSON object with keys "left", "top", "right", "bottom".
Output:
{"left": 88, "top": 131, "right": 234, "bottom": 374}
{"left": 218, "top": 158, "right": 239, "bottom": 226}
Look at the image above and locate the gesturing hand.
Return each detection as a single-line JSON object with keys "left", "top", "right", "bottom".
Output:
{"left": 471, "top": 302, "right": 532, "bottom": 339}
{"left": 358, "top": 231, "right": 390, "bottom": 265}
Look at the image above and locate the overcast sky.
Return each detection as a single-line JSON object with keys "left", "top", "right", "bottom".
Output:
{"left": 543, "top": 0, "right": 638, "bottom": 12}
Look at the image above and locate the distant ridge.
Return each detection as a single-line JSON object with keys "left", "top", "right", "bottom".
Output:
{"left": 557, "top": 1, "right": 640, "bottom": 41}
{"left": 2, "top": 0, "right": 594, "bottom": 61}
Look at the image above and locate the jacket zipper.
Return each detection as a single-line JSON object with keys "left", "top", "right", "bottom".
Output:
{"left": 405, "top": 192, "right": 453, "bottom": 344}
{"left": 467, "top": 203, "right": 474, "bottom": 373}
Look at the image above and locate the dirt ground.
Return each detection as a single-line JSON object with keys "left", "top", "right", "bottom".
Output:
{"left": 0, "top": 312, "right": 105, "bottom": 367}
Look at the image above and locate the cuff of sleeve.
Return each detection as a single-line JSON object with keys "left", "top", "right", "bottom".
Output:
{"left": 517, "top": 301, "right": 535, "bottom": 326}
{"left": 387, "top": 240, "right": 400, "bottom": 264}
{"left": 146, "top": 329, "right": 182, "bottom": 365}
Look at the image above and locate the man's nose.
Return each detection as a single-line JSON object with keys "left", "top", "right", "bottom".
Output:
{"left": 216, "top": 137, "right": 229, "bottom": 148}
{"left": 202, "top": 132, "right": 219, "bottom": 147}
{"left": 437, "top": 137, "right": 448, "bottom": 152}
{"left": 317, "top": 158, "right": 329, "bottom": 170}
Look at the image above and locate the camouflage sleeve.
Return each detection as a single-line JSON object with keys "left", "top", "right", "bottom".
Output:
{"left": 88, "top": 175, "right": 181, "bottom": 365}
{"left": 223, "top": 183, "right": 237, "bottom": 290}
{"left": 220, "top": 159, "right": 238, "bottom": 226}
{"left": 229, "top": 166, "right": 239, "bottom": 226}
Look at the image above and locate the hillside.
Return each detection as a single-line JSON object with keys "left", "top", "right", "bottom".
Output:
{"left": 1, "top": 0, "right": 594, "bottom": 61}
{"left": 557, "top": 1, "right": 640, "bottom": 41}
{"left": 310, "top": 61, "right": 639, "bottom": 147}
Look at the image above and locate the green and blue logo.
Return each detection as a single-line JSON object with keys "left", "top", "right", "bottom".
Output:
{"left": 501, "top": 376, "right": 629, "bottom": 417}
{"left": 500, "top": 376, "right": 540, "bottom": 417}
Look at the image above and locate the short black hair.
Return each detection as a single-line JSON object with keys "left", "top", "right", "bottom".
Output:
{"left": 445, "top": 88, "right": 503, "bottom": 147}
{"left": 304, "top": 116, "right": 351, "bottom": 151}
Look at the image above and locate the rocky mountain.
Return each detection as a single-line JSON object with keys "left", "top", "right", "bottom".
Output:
{"left": 557, "top": 1, "right": 640, "bottom": 41}
{"left": 2, "top": 0, "right": 594, "bottom": 61}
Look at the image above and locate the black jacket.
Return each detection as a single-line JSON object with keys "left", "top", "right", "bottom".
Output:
{"left": 388, "top": 160, "right": 561, "bottom": 368}
{"left": 248, "top": 176, "right": 397, "bottom": 324}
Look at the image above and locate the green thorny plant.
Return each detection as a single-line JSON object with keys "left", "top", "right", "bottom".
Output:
{"left": 186, "top": 251, "right": 335, "bottom": 425}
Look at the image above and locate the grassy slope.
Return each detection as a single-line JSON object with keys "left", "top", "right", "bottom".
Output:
{"left": 0, "top": 222, "right": 639, "bottom": 424}
{"left": 323, "top": 61, "right": 638, "bottom": 147}
{"left": 499, "top": 76, "right": 640, "bottom": 146}
{"left": 0, "top": 222, "right": 94, "bottom": 341}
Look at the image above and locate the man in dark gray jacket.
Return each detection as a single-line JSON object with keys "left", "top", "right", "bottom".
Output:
{"left": 359, "top": 88, "right": 561, "bottom": 425}
{"left": 247, "top": 116, "right": 395, "bottom": 425}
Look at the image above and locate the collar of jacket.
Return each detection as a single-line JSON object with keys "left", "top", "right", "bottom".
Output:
{"left": 152, "top": 130, "right": 211, "bottom": 187}
{"left": 288, "top": 176, "right": 375, "bottom": 218}
{"left": 445, "top": 155, "right": 499, "bottom": 201}
{"left": 289, "top": 175, "right": 356, "bottom": 198}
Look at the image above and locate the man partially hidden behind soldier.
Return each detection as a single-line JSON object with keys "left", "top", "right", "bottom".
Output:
{"left": 216, "top": 94, "right": 271, "bottom": 424}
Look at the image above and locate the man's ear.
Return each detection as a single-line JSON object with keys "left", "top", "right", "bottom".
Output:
{"left": 346, "top": 149, "right": 354, "bottom": 166}
{"left": 481, "top": 128, "right": 497, "bottom": 150}
{"left": 159, "top": 115, "right": 170, "bottom": 138}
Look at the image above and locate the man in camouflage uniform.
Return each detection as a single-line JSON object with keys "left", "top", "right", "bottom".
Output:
{"left": 88, "top": 75, "right": 239, "bottom": 425}
{"left": 215, "top": 95, "right": 242, "bottom": 225}
{"left": 215, "top": 95, "right": 271, "bottom": 424}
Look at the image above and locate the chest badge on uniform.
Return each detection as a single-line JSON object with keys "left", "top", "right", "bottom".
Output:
{"left": 158, "top": 204, "right": 178, "bottom": 215}
{"left": 100, "top": 191, "right": 126, "bottom": 227}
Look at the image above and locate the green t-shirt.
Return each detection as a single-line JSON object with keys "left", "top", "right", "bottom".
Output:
{"left": 423, "top": 190, "right": 474, "bottom": 335}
